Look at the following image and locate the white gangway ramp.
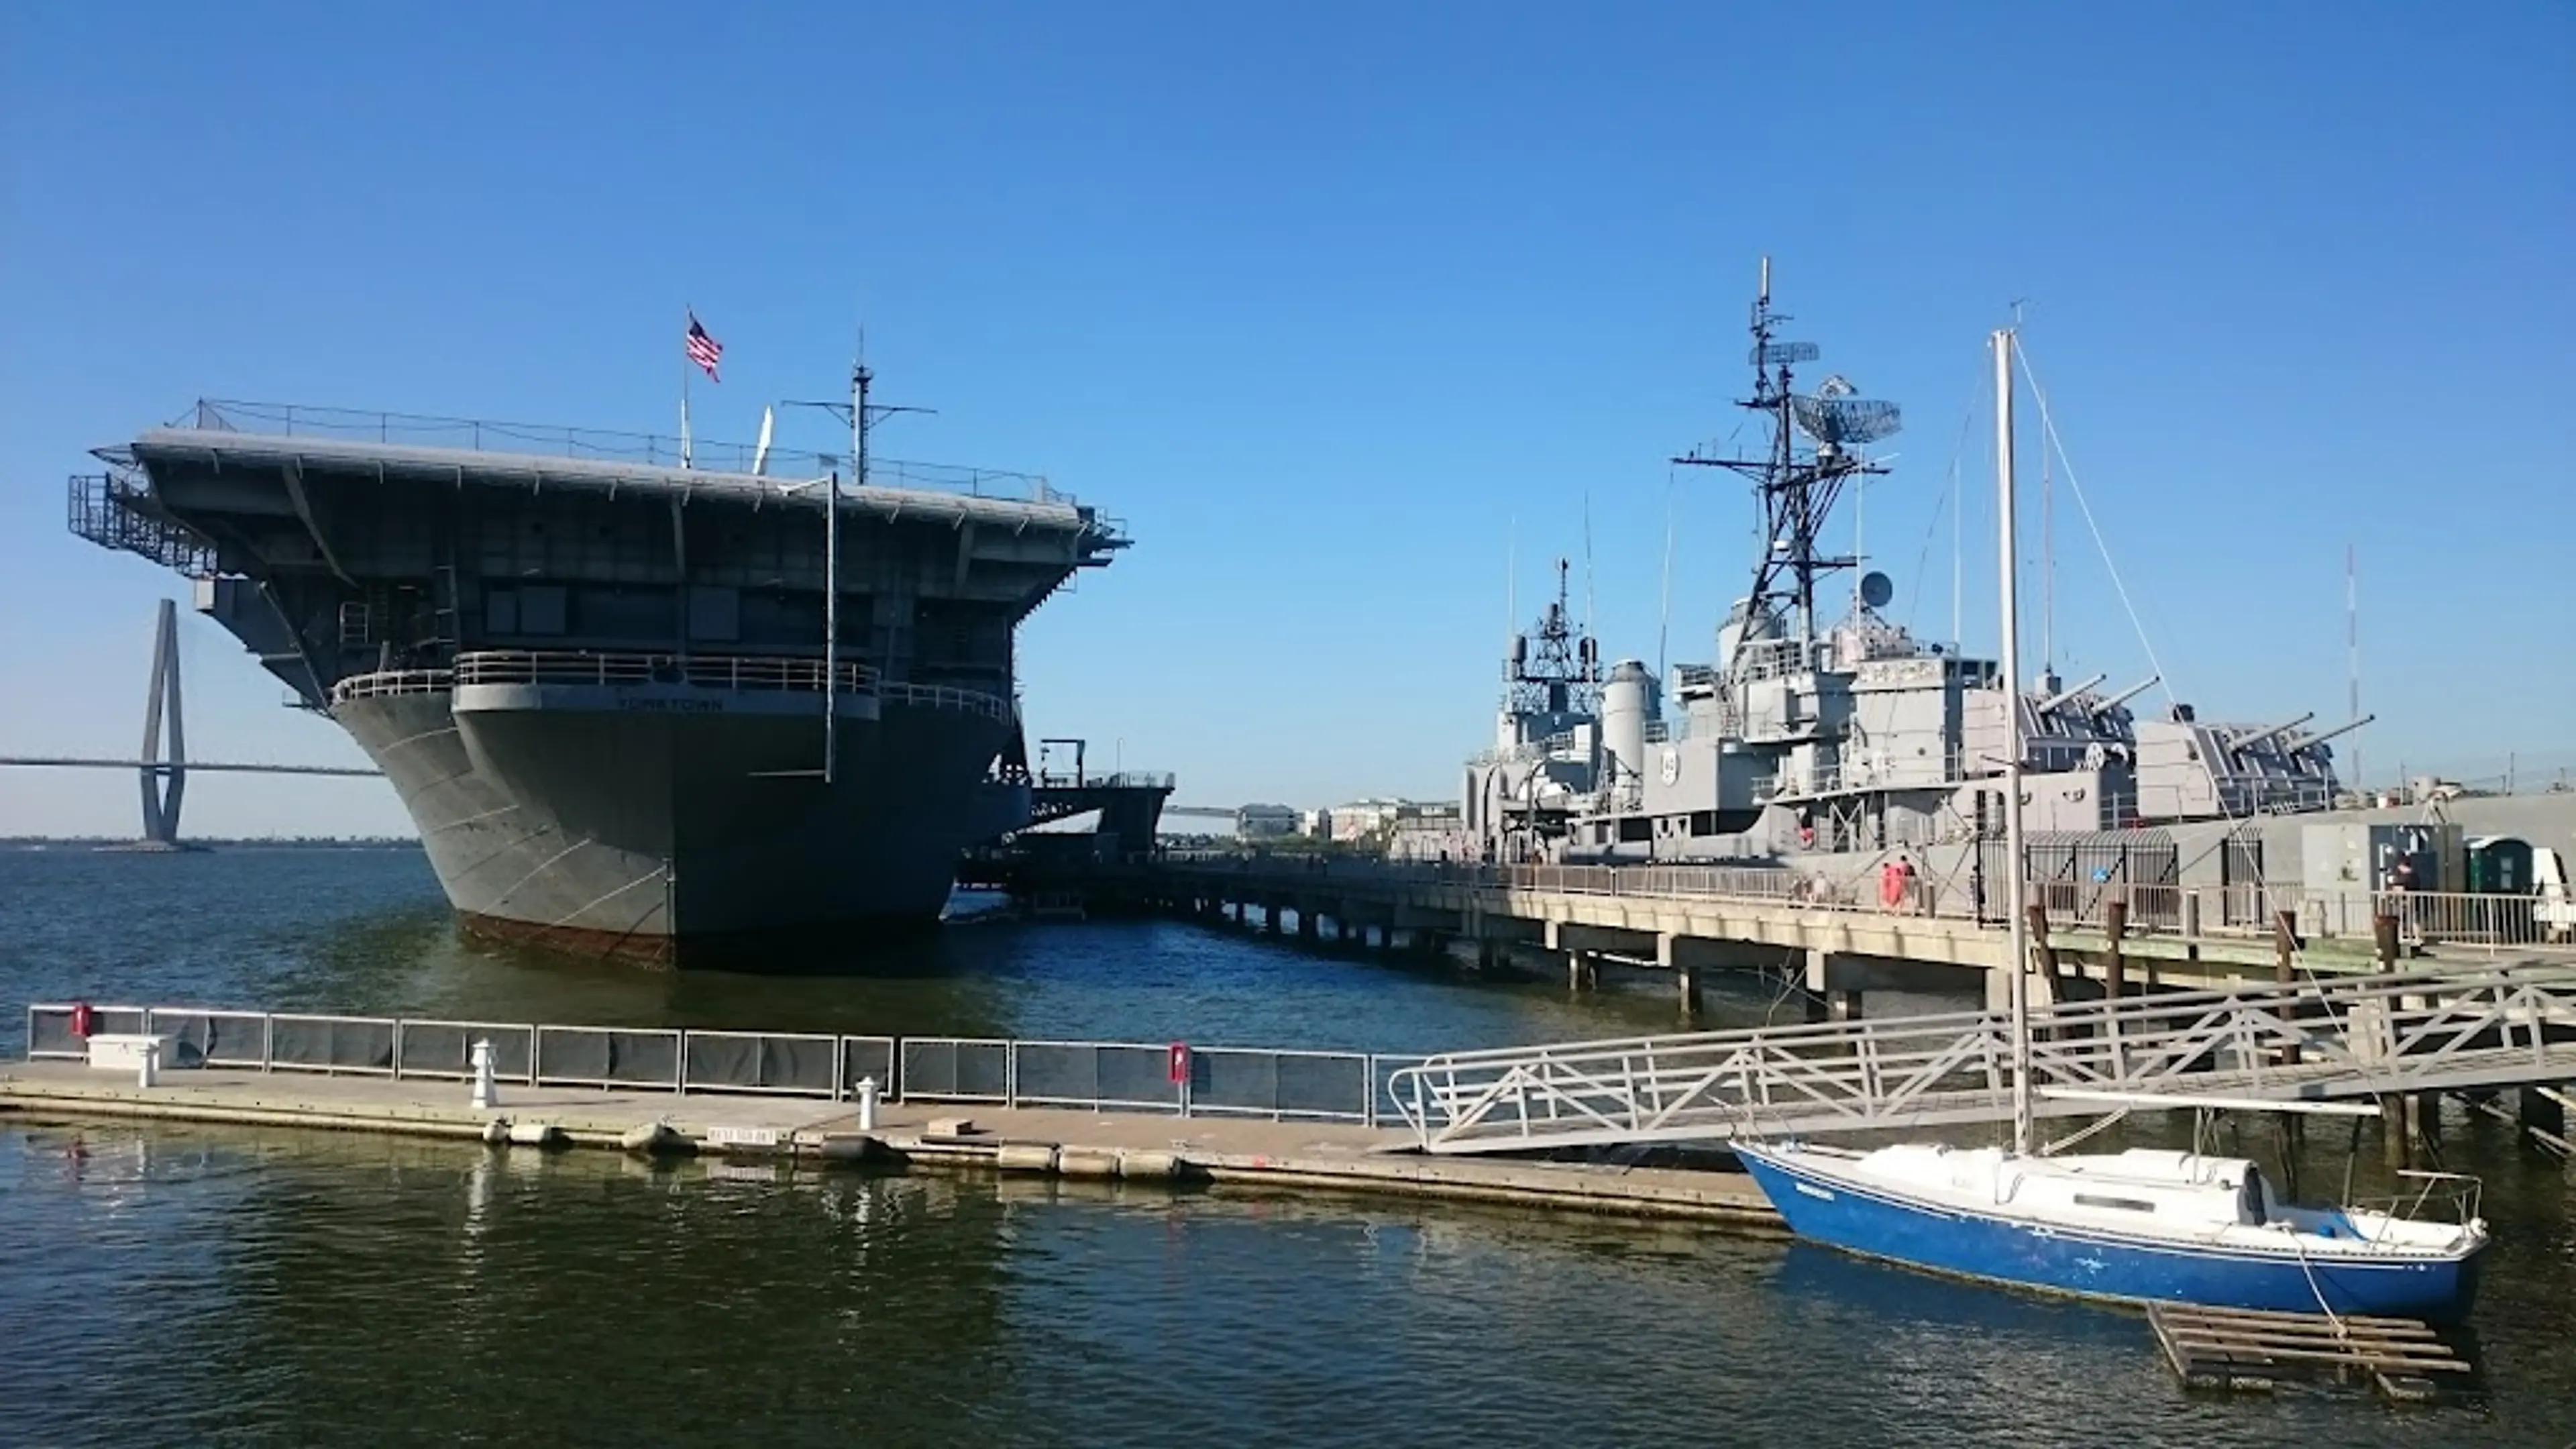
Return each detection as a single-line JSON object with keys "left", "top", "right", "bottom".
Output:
{"left": 1383, "top": 963, "right": 2576, "bottom": 1156}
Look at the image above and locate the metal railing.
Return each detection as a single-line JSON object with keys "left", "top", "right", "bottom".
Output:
{"left": 16, "top": 1006, "right": 1395, "bottom": 1124}
{"left": 877, "top": 682, "right": 1012, "bottom": 723}
{"left": 329, "top": 653, "right": 1010, "bottom": 722}
{"left": 1751, "top": 749, "right": 1978, "bottom": 803}
{"left": 329, "top": 669, "right": 455, "bottom": 704}
{"left": 21, "top": 1004, "right": 899, "bottom": 1104}
{"left": 1156, "top": 857, "right": 2576, "bottom": 953}
{"left": 451, "top": 650, "right": 879, "bottom": 692}
{"left": 66, "top": 471, "right": 219, "bottom": 577}
{"left": 1032, "top": 769, "right": 1178, "bottom": 792}
{"left": 893, "top": 1035, "right": 1399, "bottom": 1124}
{"left": 1471, "top": 731, "right": 1583, "bottom": 767}
{"left": 178, "top": 399, "right": 1069, "bottom": 506}
{"left": 1384, "top": 961, "right": 2576, "bottom": 1154}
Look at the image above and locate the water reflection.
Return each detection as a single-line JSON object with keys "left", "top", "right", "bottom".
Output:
{"left": 7, "top": 1122, "right": 2576, "bottom": 1446}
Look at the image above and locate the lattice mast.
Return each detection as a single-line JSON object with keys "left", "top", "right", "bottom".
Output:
{"left": 1675, "top": 258, "right": 1901, "bottom": 657}
{"left": 1504, "top": 557, "right": 1599, "bottom": 718}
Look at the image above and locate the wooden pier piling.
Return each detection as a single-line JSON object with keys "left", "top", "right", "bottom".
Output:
{"left": 2102, "top": 898, "right": 2128, "bottom": 1000}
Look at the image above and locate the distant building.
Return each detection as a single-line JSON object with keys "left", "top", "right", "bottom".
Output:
{"left": 1327, "top": 798, "right": 1403, "bottom": 842}
{"left": 1385, "top": 801, "right": 1469, "bottom": 861}
{"left": 1234, "top": 803, "right": 1299, "bottom": 840}
{"left": 1299, "top": 808, "right": 1333, "bottom": 838}
{"left": 1328, "top": 798, "right": 1462, "bottom": 847}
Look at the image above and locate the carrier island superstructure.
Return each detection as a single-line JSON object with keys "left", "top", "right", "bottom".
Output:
{"left": 1464, "top": 266, "right": 2387, "bottom": 896}
{"left": 68, "top": 390, "right": 1124, "bottom": 960}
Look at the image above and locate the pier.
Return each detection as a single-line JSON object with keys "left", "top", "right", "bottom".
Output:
{"left": 1028, "top": 855, "right": 2576, "bottom": 1024}
{"left": 3, "top": 1004, "right": 1780, "bottom": 1232}
{"left": 19, "top": 961, "right": 2576, "bottom": 1181}
{"left": 0, "top": 1067, "right": 1778, "bottom": 1228}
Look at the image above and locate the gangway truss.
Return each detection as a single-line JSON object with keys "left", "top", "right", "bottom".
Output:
{"left": 1383, "top": 963, "right": 2576, "bottom": 1155}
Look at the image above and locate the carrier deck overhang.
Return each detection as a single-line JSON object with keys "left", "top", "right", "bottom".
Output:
{"left": 75, "top": 403, "right": 1126, "bottom": 709}
{"left": 119, "top": 426, "right": 1124, "bottom": 545}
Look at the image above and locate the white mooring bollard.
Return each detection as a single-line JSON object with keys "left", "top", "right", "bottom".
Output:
{"left": 855, "top": 1075, "right": 880, "bottom": 1132}
{"left": 470, "top": 1038, "right": 498, "bottom": 1111}
{"left": 136, "top": 1038, "right": 159, "bottom": 1089}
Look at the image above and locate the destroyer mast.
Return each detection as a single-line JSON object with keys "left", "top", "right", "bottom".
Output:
{"left": 1674, "top": 256, "right": 1901, "bottom": 662}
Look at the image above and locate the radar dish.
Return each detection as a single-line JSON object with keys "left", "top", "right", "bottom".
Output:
{"left": 1750, "top": 340, "right": 1821, "bottom": 368}
{"left": 1790, "top": 383, "right": 1903, "bottom": 446}
{"left": 1860, "top": 571, "right": 1894, "bottom": 609}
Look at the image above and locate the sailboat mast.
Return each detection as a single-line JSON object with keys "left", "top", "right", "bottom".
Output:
{"left": 1995, "top": 327, "right": 2034, "bottom": 1156}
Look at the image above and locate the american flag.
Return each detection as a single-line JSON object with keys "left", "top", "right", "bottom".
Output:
{"left": 685, "top": 313, "right": 723, "bottom": 381}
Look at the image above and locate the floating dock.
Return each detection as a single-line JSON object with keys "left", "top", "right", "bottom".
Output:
{"left": 2147, "top": 1302, "right": 2473, "bottom": 1401}
{"left": 0, "top": 1060, "right": 1782, "bottom": 1231}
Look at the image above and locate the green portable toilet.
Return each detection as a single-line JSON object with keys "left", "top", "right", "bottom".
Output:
{"left": 2465, "top": 837, "right": 2533, "bottom": 895}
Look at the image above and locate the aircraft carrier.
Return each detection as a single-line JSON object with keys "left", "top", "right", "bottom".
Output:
{"left": 69, "top": 389, "right": 1124, "bottom": 962}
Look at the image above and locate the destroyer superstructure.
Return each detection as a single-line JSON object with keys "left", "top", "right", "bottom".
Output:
{"left": 1462, "top": 263, "right": 2369, "bottom": 877}
{"left": 70, "top": 394, "right": 1124, "bottom": 959}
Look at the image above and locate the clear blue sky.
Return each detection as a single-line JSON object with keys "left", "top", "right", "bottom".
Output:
{"left": 3, "top": 2, "right": 2571, "bottom": 837}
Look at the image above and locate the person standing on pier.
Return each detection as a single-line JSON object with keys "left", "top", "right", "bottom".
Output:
{"left": 2387, "top": 852, "right": 2419, "bottom": 942}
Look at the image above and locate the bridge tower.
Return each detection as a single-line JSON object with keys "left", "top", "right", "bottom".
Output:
{"left": 136, "top": 598, "right": 188, "bottom": 847}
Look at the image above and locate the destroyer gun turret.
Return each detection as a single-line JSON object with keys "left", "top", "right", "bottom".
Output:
{"left": 2034, "top": 673, "right": 2110, "bottom": 716}
{"left": 2092, "top": 676, "right": 2161, "bottom": 717}
{"left": 2229, "top": 714, "right": 2317, "bottom": 755}
{"left": 2282, "top": 714, "right": 2375, "bottom": 755}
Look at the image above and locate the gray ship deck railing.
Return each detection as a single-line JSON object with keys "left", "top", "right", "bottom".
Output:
{"left": 19, "top": 1005, "right": 1418, "bottom": 1125}
{"left": 1752, "top": 749, "right": 1978, "bottom": 802}
{"left": 174, "top": 398, "right": 1072, "bottom": 507}
{"left": 329, "top": 653, "right": 1012, "bottom": 721}
{"left": 330, "top": 669, "right": 455, "bottom": 704}
{"left": 450, "top": 650, "right": 882, "bottom": 693}
{"left": 878, "top": 682, "right": 1012, "bottom": 722}
{"left": 1034, "top": 770, "right": 1177, "bottom": 791}
{"left": 67, "top": 470, "right": 217, "bottom": 578}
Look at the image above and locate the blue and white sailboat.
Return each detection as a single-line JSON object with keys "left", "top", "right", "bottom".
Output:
{"left": 1734, "top": 327, "right": 2489, "bottom": 1321}
{"left": 1733, "top": 1138, "right": 2486, "bottom": 1320}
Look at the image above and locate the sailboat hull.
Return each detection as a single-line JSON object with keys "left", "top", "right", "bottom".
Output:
{"left": 1736, "top": 1146, "right": 2482, "bottom": 1320}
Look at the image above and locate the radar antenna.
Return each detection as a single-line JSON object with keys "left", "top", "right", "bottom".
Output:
{"left": 1505, "top": 557, "right": 1601, "bottom": 720}
{"left": 1672, "top": 257, "right": 1904, "bottom": 660}
{"left": 1790, "top": 375, "right": 1902, "bottom": 452}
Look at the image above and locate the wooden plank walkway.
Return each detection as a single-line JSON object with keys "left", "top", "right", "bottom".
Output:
{"left": 2147, "top": 1303, "right": 2473, "bottom": 1402}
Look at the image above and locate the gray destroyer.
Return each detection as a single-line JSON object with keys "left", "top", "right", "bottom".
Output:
{"left": 1458, "top": 264, "right": 2512, "bottom": 910}
{"left": 70, "top": 386, "right": 1124, "bottom": 961}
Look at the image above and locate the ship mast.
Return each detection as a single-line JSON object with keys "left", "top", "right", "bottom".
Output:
{"left": 1505, "top": 559, "right": 1599, "bottom": 722}
{"left": 1674, "top": 258, "right": 1898, "bottom": 663}
{"left": 784, "top": 343, "right": 934, "bottom": 786}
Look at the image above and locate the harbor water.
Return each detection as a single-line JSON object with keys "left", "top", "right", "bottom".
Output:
{"left": 3, "top": 848, "right": 2572, "bottom": 1446}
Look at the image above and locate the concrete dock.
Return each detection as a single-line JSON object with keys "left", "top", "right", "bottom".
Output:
{"left": 1042, "top": 857, "right": 2576, "bottom": 1025}
{"left": 0, "top": 1059, "right": 1782, "bottom": 1232}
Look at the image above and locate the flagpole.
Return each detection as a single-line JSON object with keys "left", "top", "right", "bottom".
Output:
{"left": 680, "top": 303, "right": 694, "bottom": 470}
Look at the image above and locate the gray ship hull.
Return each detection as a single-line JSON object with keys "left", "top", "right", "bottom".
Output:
{"left": 337, "top": 685, "right": 1008, "bottom": 963}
